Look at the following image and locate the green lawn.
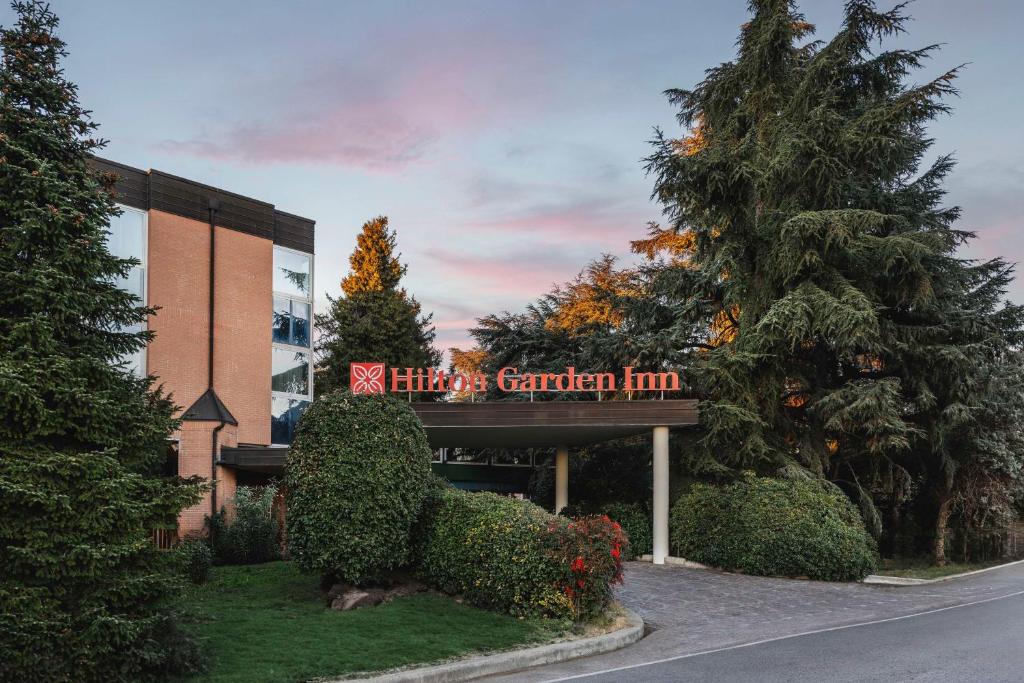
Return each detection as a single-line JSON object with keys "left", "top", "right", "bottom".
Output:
{"left": 875, "top": 557, "right": 1007, "bottom": 580}
{"left": 177, "top": 562, "right": 565, "bottom": 683}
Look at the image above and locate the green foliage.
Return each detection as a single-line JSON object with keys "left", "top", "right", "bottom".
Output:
{"left": 178, "top": 538, "right": 213, "bottom": 584}
{"left": 207, "top": 486, "right": 281, "bottom": 565}
{"left": 415, "top": 488, "right": 625, "bottom": 620}
{"left": 285, "top": 392, "right": 432, "bottom": 584}
{"left": 315, "top": 217, "right": 440, "bottom": 396}
{"left": 0, "top": 3, "right": 203, "bottom": 680}
{"left": 644, "top": 0, "right": 1024, "bottom": 563}
{"left": 561, "top": 502, "right": 651, "bottom": 560}
{"left": 599, "top": 503, "right": 651, "bottom": 560}
{"left": 670, "top": 474, "right": 878, "bottom": 581}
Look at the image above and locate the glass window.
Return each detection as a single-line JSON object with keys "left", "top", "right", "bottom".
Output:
{"left": 291, "top": 300, "right": 310, "bottom": 347}
{"left": 272, "top": 296, "right": 292, "bottom": 344}
{"left": 272, "top": 348, "right": 309, "bottom": 395}
{"left": 446, "top": 448, "right": 488, "bottom": 465}
{"left": 272, "top": 296, "right": 310, "bottom": 347}
{"left": 107, "top": 209, "right": 145, "bottom": 262}
{"left": 271, "top": 397, "right": 309, "bottom": 445}
{"left": 107, "top": 205, "right": 147, "bottom": 377}
{"left": 273, "top": 248, "right": 310, "bottom": 297}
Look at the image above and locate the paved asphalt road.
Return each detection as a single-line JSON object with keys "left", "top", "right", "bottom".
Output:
{"left": 482, "top": 560, "right": 1024, "bottom": 683}
{"left": 551, "top": 590, "right": 1024, "bottom": 682}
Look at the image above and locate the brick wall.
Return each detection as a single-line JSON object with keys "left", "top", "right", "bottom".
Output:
{"left": 148, "top": 209, "right": 272, "bottom": 535}
{"left": 148, "top": 209, "right": 273, "bottom": 444}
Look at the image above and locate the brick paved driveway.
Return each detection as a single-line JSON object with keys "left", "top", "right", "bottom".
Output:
{"left": 482, "top": 560, "right": 1024, "bottom": 682}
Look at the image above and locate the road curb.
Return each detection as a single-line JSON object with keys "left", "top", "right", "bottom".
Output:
{"left": 342, "top": 607, "right": 644, "bottom": 683}
{"left": 864, "top": 558, "right": 1024, "bottom": 586}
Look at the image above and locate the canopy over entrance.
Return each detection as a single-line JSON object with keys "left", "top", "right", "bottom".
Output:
{"left": 220, "top": 399, "right": 699, "bottom": 564}
{"left": 413, "top": 399, "right": 697, "bottom": 448}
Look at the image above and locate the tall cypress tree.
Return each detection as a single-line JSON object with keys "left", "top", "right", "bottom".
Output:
{"left": 315, "top": 216, "right": 440, "bottom": 395}
{"left": 0, "top": 3, "right": 202, "bottom": 679}
{"left": 646, "top": 0, "right": 1024, "bottom": 561}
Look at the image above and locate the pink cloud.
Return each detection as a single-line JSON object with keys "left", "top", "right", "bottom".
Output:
{"left": 422, "top": 246, "right": 580, "bottom": 298}
{"left": 160, "top": 27, "right": 554, "bottom": 172}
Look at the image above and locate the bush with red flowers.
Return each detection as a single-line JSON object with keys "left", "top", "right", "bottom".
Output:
{"left": 414, "top": 488, "right": 627, "bottom": 621}
{"left": 545, "top": 514, "right": 628, "bottom": 620}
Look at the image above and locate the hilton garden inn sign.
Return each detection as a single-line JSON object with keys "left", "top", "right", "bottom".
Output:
{"left": 350, "top": 362, "right": 681, "bottom": 396}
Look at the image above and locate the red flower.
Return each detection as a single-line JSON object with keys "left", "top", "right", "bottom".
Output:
{"left": 577, "top": 579, "right": 585, "bottom": 588}
{"left": 571, "top": 556, "right": 585, "bottom": 573}
{"left": 611, "top": 547, "right": 621, "bottom": 560}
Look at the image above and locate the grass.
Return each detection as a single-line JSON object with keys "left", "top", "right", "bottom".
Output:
{"left": 177, "top": 562, "right": 566, "bottom": 683}
{"left": 874, "top": 557, "right": 1008, "bottom": 580}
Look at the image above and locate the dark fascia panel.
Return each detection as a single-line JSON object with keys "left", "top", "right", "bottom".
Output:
{"left": 88, "top": 156, "right": 315, "bottom": 253}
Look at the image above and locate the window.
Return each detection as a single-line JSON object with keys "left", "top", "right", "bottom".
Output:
{"left": 107, "top": 205, "right": 147, "bottom": 376}
{"left": 273, "top": 249, "right": 310, "bottom": 298}
{"left": 271, "top": 245, "right": 313, "bottom": 445}
{"left": 273, "top": 296, "right": 310, "bottom": 347}
{"left": 272, "top": 348, "right": 310, "bottom": 395}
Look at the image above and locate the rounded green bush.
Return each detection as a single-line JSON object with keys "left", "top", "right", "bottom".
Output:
{"left": 670, "top": 474, "right": 878, "bottom": 581}
{"left": 415, "top": 488, "right": 627, "bottom": 620}
{"left": 285, "top": 392, "right": 432, "bottom": 584}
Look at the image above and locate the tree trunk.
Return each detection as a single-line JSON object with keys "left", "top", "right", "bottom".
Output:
{"left": 933, "top": 496, "right": 952, "bottom": 566}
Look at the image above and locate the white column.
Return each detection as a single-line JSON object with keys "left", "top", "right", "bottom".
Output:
{"left": 555, "top": 445, "right": 569, "bottom": 514}
{"left": 652, "top": 426, "right": 670, "bottom": 564}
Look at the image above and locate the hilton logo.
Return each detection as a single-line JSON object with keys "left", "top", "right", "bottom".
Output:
{"left": 350, "top": 362, "right": 385, "bottom": 394}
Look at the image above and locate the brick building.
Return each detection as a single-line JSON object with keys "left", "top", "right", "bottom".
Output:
{"left": 93, "top": 158, "right": 315, "bottom": 538}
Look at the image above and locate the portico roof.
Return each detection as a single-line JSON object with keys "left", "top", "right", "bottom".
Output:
{"left": 219, "top": 399, "right": 699, "bottom": 473}
{"left": 413, "top": 399, "right": 698, "bottom": 448}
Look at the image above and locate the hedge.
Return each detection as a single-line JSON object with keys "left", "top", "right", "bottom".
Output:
{"left": 670, "top": 474, "right": 878, "bottom": 581}
{"left": 286, "top": 392, "right": 432, "bottom": 584}
{"left": 415, "top": 488, "right": 626, "bottom": 621}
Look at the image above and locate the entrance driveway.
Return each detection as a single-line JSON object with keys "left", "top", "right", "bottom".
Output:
{"left": 482, "top": 560, "right": 1024, "bottom": 682}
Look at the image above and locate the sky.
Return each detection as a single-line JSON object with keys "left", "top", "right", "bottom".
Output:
{"left": 5, "top": 0, "right": 1023, "bottom": 353}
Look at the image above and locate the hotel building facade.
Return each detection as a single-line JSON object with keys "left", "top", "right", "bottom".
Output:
{"left": 93, "top": 158, "right": 315, "bottom": 537}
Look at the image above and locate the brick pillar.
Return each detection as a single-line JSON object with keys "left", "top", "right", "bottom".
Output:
{"left": 177, "top": 421, "right": 239, "bottom": 536}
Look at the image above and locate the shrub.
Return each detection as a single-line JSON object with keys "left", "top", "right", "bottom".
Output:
{"left": 177, "top": 538, "right": 212, "bottom": 584}
{"left": 207, "top": 486, "right": 280, "bottom": 565}
{"left": 416, "top": 488, "right": 626, "bottom": 621}
{"left": 600, "top": 503, "right": 651, "bottom": 560}
{"left": 670, "top": 473, "right": 878, "bottom": 581}
{"left": 286, "top": 392, "right": 432, "bottom": 584}
{"left": 561, "top": 502, "right": 651, "bottom": 560}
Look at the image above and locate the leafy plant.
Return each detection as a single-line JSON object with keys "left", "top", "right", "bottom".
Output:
{"left": 671, "top": 474, "right": 878, "bottom": 581}
{"left": 415, "top": 488, "right": 625, "bottom": 621}
{"left": 207, "top": 486, "right": 280, "bottom": 565}
{"left": 286, "top": 392, "right": 433, "bottom": 584}
{"left": 177, "top": 538, "right": 213, "bottom": 584}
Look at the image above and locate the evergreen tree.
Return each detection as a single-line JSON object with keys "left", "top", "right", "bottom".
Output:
{"left": 646, "top": 0, "right": 1024, "bottom": 562}
{"left": 315, "top": 216, "right": 440, "bottom": 395}
{"left": 0, "top": 3, "right": 203, "bottom": 680}
{"left": 340, "top": 215, "right": 404, "bottom": 296}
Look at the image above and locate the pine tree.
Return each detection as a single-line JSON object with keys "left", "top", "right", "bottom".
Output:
{"left": 646, "top": 0, "right": 1024, "bottom": 562}
{"left": 340, "top": 215, "right": 404, "bottom": 296}
{"left": 315, "top": 216, "right": 440, "bottom": 395}
{"left": 0, "top": 3, "right": 203, "bottom": 679}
